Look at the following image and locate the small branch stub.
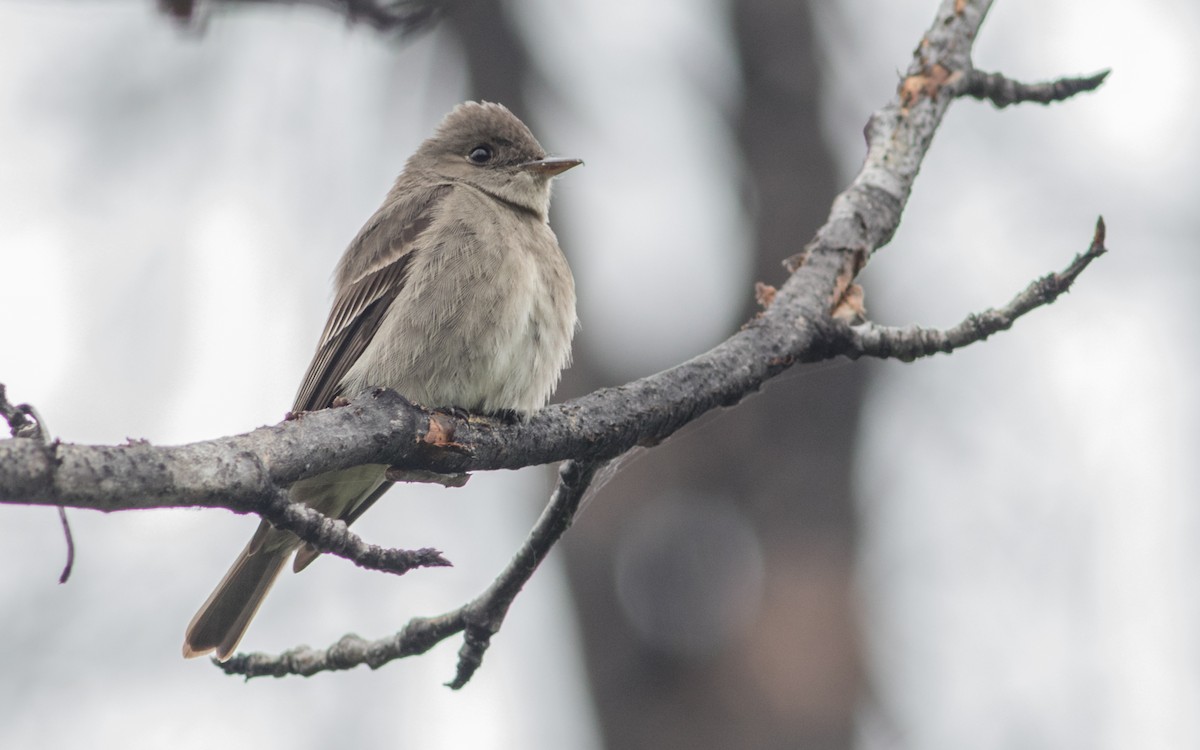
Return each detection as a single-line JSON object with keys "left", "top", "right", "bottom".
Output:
{"left": 962, "top": 69, "right": 1111, "bottom": 108}
{"left": 254, "top": 489, "right": 453, "bottom": 576}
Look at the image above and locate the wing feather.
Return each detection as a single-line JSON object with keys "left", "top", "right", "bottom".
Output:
{"left": 291, "top": 184, "right": 449, "bottom": 412}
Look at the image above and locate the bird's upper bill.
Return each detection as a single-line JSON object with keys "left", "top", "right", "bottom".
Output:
{"left": 520, "top": 157, "right": 584, "bottom": 177}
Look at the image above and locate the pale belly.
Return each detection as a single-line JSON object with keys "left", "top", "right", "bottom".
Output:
{"left": 342, "top": 202, "right": 576, "bottom": 416}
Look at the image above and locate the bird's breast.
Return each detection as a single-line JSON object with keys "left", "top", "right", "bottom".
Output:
{"left": 344, "top": 188, "right": 576, "bottom": 415}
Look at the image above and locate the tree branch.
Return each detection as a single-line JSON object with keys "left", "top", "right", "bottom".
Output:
{"left": 0, "top": 386, "right": 74, "bottom": 582}
{"left": 219, "top": 459, "right": 602, "bottom": 682}
{"left": 843, "top": 217, "right": 1108, "bottom": 362}
{"left": 962, "top": 68, "right": 1111, "bottom": 108}
{"left": 2, "top": 0, "right": 1028, "bottom": 518}
{"left": 1, "top": 0, "right": 1112, "bottom": 682}
{"left": 256, "top": 486, "right": 453, "bottom": 575}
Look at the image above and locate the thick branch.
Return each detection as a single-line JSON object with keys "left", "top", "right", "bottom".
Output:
{"left": 0, "top": 0, "right": 1028, "bottom": 519}
{"left": 844, "top": 217, "right": 1108, "bottom": 361}
{"left": 219, "top": 459, "right": 602, "bottom": 680}
{"left": 0, "top": 0, "right": 1113, "bottom": 684}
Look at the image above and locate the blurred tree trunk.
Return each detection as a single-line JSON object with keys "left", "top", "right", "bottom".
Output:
{"left": 440, "top": 0, "right": 531, "bottom": 110}
{"left": 447, "top": 1, "right": 862, "bottom": 747}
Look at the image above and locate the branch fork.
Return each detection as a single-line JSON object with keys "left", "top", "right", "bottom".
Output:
{"left": 0, "top": 0, "right": 1112, "bottom": 686}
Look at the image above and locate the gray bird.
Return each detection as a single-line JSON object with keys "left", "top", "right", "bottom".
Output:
{"left": 183, "top": 101, "right": 580, "bottom": 661}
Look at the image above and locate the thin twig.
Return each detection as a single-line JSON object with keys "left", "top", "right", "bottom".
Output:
{"left": 16, "top": 404, "right": 74, "bottom": 583}
{"left": 1, "top": 389, "right": 75, "bottom": 582}
{"left": 962, "top": 69, "right": 1110, "bottom": 108}
{"left": 844, "top": 217, "right": 1107, "bottom": 362}
{"left": 254, "top": 488, "right": 452, "bottom": 576}
{"left": 57, "top": 507, "right": 75, "bottom": 583}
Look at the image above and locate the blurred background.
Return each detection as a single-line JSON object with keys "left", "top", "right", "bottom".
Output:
{"left": 1, "top": 0, "right": 1198, "bottom": 748}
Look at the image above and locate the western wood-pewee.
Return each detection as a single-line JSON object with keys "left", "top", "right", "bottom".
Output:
{"left": 183, "top": 101, "right": 580, "bottom": 660}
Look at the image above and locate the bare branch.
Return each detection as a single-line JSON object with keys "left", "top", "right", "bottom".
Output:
{"left": 962, "top": 69, "right": 1111, "bottom": 108}
{"left": 219, "top": 459, "right": 602, "bottom": 681}
{"left": 256, "top": 487, "right": 452, "bottom": 576}
{"left": 1, "top": 386, "right": 74, "bottom": 582}
{"left": 844, "top": 217, "right": 1108, "bottom": 362}
{"left": 3, "top": 2, "right": 1039, "bottom": 519}
{"left": 0, "top": 0, "right": 1114, "bottom": 683}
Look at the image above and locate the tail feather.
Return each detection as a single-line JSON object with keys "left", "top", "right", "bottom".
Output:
{"left": 182, "top": 528, "right": 294, "bottom": 661}
{"left": 183, "top": 466, "right": 390, "bottom": 660}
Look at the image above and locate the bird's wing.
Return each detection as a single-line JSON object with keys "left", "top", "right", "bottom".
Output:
{"left": 292, "top": 183, "right": 451, "bottom": 413}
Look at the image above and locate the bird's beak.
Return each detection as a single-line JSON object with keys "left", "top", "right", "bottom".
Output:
{"left": 520, "top": 157, "right": 583, "bottom": 176}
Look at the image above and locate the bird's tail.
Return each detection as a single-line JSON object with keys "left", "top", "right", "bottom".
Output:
{"left": 182, "top": 524, "right": 294, "bottom": 662}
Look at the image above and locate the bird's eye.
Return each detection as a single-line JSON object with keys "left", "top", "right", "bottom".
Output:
{"left": 468, "top": 145, "right": 493, "bottom": 164}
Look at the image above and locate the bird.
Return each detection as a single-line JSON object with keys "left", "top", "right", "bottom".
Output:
{"left": 183, "top": 101, "right": 580, "bottom": 661}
